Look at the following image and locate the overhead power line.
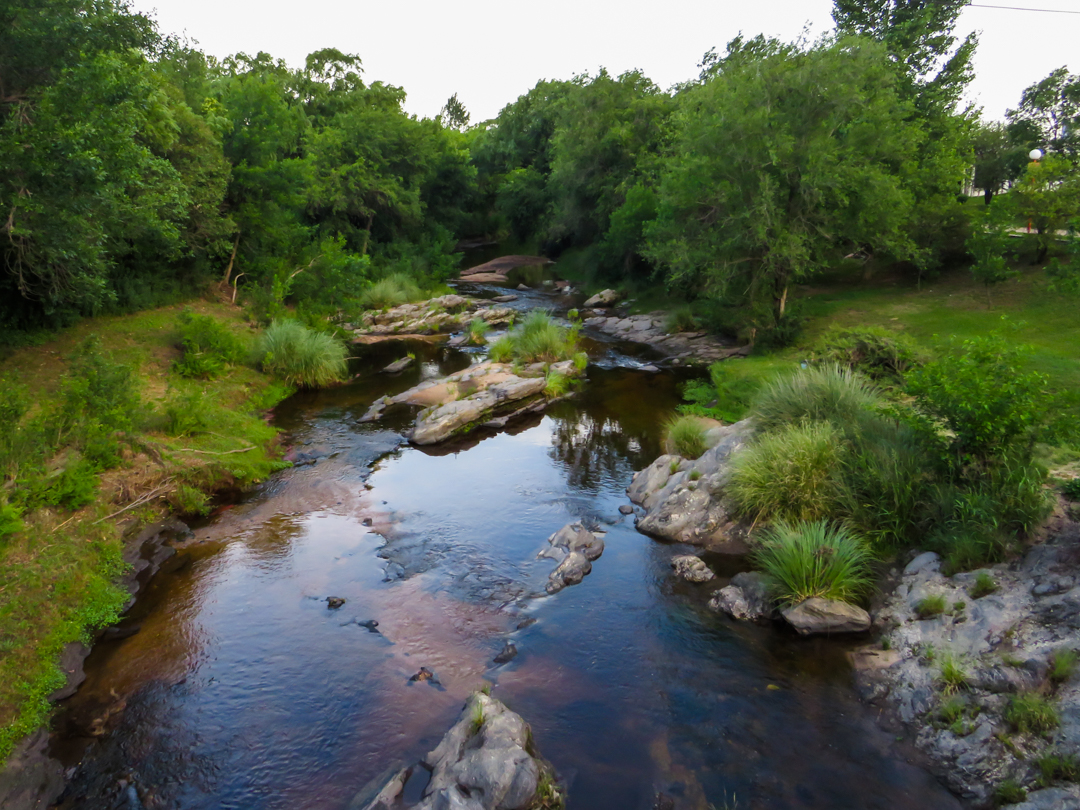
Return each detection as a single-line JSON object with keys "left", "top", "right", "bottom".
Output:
{"left": 967, "top": 3, "right": 1080, "bottom": 13}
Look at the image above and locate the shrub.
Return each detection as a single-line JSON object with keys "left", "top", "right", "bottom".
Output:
{"left": 970, "top": 571, "right": 998, "bottom": 598}
{"left": 173, "top": 310, "right": 247, "bottom": 379}
{"left": 729, "top": 421, "right": 844, "bottom": 523}
{"left": 544, "top": 371, "right": 571, "bottom": 398}
{"left": 751, "top": 364, "right": 881, "bottom": 435}
{"left": 162, "top": 389, "right": 214, "bottom": 437}
{"left": 1049, "top": 648, "right": 1079, "bottom": 685}
{"left": 1005, "top": 692, "right": 1059, "bottom": 735}
{"left": 59, "top": 337, "right": 140, "bottom": 437}
{"left": 24, "top": 460, "right": 99, "bottom": 510}
{"left": 1036, "top": 750, "right": 1080, "bottom": 785}
{"left": 939, "top": 654, "right": 968, "bottom": 694}
{"left": 0, "top": 498, "right": 23, "bottom": 541}
{"left": 1062, "top": 478, "right": 1080, "bottom": 501}
{"left": 488, "top": 336, "right": 514, "bottom": 363}
{"left": 813, "top": 325, "right": 922, "bottom": 382}
{"left": 573, "top": 351, "right": 589, "bottom": 372}
{"left": 467, "top": 319, "right": 491, "bottom": 345}
{"left": 255, "top": 320, "right": 348, "bottom": 389}
{"left": 914, "top": 594, "right": 947, "bottom": 620}
{"left": 994, "top": 779, "right": 1027, "bottom": 805}
{"left": 663, "top": 415, "right": 709, "bottom": 459}
{"left": 907, "top": 334, "right": 1072, "bottom": 469}
{"left": 358, "top": 273, "right": 424, "bottom": 310}
{"left": 665, "top": 305, "right": 698, "bottom": 334}
{"left": 752, "top": 520, "right": 873, "bottom": 606}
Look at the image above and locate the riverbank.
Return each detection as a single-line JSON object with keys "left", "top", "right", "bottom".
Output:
{"left": 0, "top": 300, "right": 291, "bottom": 767}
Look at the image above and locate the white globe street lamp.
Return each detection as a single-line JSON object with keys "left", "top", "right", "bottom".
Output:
{"left": 1029, "top": 148, "right": 1044, "bottom": 161}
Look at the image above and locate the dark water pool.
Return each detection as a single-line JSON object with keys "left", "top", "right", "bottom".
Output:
{"left": 51, "top": 338, "right": 960, "bottom": 810}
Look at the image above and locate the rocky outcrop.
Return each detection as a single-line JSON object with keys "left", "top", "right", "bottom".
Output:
{"left": 781, "top": 597, "right": 871, "bottom": 635}
{"left": 540, "top": 522, "right": 605, "bottom": 594}
{"left": 853, "top": 523, "right": 1080, "bottom": 806}
{"left": 351, "top": 295, "right": 514, "bottom": 339}
{"left": 361, "top": 360, "right": 582, "bottom": 445}
{"left": 459, "top": 255, "right": 552, "bottom": 283}
{"left": 351, "top": 692, "right": 561, "bottom": 810}
{"left": 671, "top": 555, "right": 715, "bottom": 583}
{"left": 583, "top": 313, "right": 750, "bottom": 365}
{"left": 708, "top": 571, "right": 774, "bottom": 621}
{"left": 628, "top": 420, "right": 753, "bottom": 552}
{"left": 582, "top": 289, "right": 621, "bottom": 308}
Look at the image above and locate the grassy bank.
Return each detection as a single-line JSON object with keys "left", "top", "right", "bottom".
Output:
{"left": 0, "top": 300, "right": 293, "bottom": 761}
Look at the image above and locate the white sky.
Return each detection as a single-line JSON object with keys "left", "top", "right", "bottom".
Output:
{"left": 131, "top": 0, "right": 1080, "bottom": 125}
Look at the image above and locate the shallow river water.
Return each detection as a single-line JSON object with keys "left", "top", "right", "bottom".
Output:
{"left": 52, "top": 304, "right": 962, "bottom": 810}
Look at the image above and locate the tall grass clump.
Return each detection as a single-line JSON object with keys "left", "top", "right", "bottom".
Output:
{"left": 1006, "top": 692, "right": 1060, "bottom": 735}
{"left": 358, "top": 273, "right": 424, "bottom": 310}
{"left": 256, "top": 320, "right": 348, "bottom": 388}
{"left": 750, "top": 364, "right": 881, "bottom": 434}
{"left": 728, "top": 421, "right": 844, "bottom": 523}
{"left": 664, "top": 415, "right": 709, "bottom": 459}
{"left": 489, "top": 311, "right": 578, "bottom": 364}
{"left": 467, "top": 319, "right": 491, "bottom": 345}
{"left": 173, "top": 310, "right": 247, "bottom": 379}
{"left": 753, "top": 520, "right": 873, "bottom": 606}
{"left": 488, "top": 336, "right": 514, "bottom": 363}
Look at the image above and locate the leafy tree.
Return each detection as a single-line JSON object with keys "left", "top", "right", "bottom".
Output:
{"left": 646, "top": 37, "right": 920, "bottom": 333}
{"left": 440, "top": 93, "right": 470, "bottom": 130}
{"left": 1007, "top": 67, "right": 1080, "bottom": 158}
{"left": 971, "top": 121, "right": 1029, "bottom": 205}
{"left": 1011, "top": 154, "right": 1080, "bottom": 263}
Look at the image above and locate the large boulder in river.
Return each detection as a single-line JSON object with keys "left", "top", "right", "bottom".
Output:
{"left": 671, "top": 555, "right": 715, "bottom": 583}
{"left": 410, "top": 376, "right": 547, "bottom": 445}
{"left": 540, "top": 522, "right": 605, "bottom": 593}
{"left": 352, "top": 692, "right": 559, "bottom": 810}
{"left": 583, "top": 289, "right": 621, "bottom": 308}
{"left": 629, "top": 420, "right": 753, "bottom": 552}
{"left": 781, "top": 597, "right": 871, "bottom": 635}
{"left": 709, "top": 571, "right": 774, "bottom": 620}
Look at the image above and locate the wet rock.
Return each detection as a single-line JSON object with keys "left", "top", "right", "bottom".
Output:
{"left": 630, "top": 420, "right": 754, "bottom": 552}
{"left": 619, "top": 504, "right": 634, "bottom": 515}
{"left": 1007, "top": 786, "right": 1080, "bottom": 809}
{"left": 708, "top": 572, "right": 774, "bottom": 621}
{"left": 362, "top": 517, "right": 373, "bottom": 527}
{"left": 359, "top": 619, "right": 380, "bottom": 632}
{"left": 410, "top": 376, "right": 547, "bottom": 445}
{"left": 671, "top": 555, "right": 715, "bottom": 583}
{"left": 516, "top": 284, "right": 529, "bottom": 291}
{"left": 383, "top": 356, "right": 415, "bottom": 374}
{"left": 493, "top": 642, "right": 518, "bottom": 665}
{"left": 0, "top": 729, "right": 66, "bottom": 810}
{"left": 327, "top": 596, "right": 346, "bottom": 609}
{"left": 354, "top": 693, "right": 558, "bottom": 810}
{"left": 492, "top": 294, "right": 518, "bottom": 303}
{"left": 547, "top": 522, "right": 605, "bottom": 561}
{"left": 384, "top": 562, "right": 406, "bottom": 581}
{"left": 782, "top": 597, "right": 871, "bottom": 635}
{"left": 410, "top": 667, "right": 438, "bottom": 684}
{"left": 515, "top": 617, "right": 537, "bottom": 630}
{"left": 583, "top": 289, "right": 621, "bottom": 308}
{"left": 546, "top": 552, "right": 592, "bottom": 594}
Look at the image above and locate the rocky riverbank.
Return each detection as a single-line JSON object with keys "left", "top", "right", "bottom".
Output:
{"left": 347, "top": 294, "right": 515, "bottom": 339}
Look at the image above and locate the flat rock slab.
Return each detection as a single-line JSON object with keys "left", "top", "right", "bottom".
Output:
{"left": 583, "top": 312, "right": 750, "bottom": 365}
{"left": 352, "top": 692, "right": 558, "bottom": 810}
{"left": 383, "top": 357, "right": 414, "bottom": 374}
{"left": 460, "top": 255, "right": 551, "bottom": 278}
{"left": 782, "top": 597, "right": 871, "bottom": 635}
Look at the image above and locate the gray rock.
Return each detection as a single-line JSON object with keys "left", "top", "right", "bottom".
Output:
{"left": 492, "top": 295, "right": 518, "bottom": 303}
{"left": 546, "top": 551, "right": 592, "bottom": 594}
{"left": 1008, "top": 787, "right": 1080, "bottom": 810}
{"left": 356, "top": 693, "right": 555, "bottom": 810}
{"left": 904, "top": 551, "right": 941, "bottom": 576}
{"left": 410, "top": 377, "right": 547, "bottom": 445}
{"left": 383, "top": 356, "right": 415, "bottom": 374}
{"left": 708, "top": 572, "right": 773, "bottom": 620}
{"left": 781, "top": 598, "right": 871, "bottom": 635}
{"left": 583, "top": 289, "right": 621, "bottom": 308}
{"left": 671, "top": 555, "right": 716, "bottom": 583}
{"left": 618, "top": 504, "right": 634, "bottom": 515}
{"left": 517, "top": 284, "right": 530, "bottom": 291}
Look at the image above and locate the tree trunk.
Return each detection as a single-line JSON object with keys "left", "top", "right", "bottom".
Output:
{"left": 222, "top": 233, "right": 240, "bottom": 284}
{"left": 984, "top": 188, "right": 993, "bottom": 206}
{"left": 361, "top": 213, "right": 374, "bottom": 256}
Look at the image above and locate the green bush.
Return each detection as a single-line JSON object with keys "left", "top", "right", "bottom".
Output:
{"left": 544, "top": 371, "right": 571, "bottom": 398}
{"left": 256, "top": 320, "right": 348, "bottom": 389}
{"left": 914, "top": 594, "right": 947, "bottom": 619}
{"left": 751, "top": 364, "right": 881, "bottom": 435}
{"left": 813, "top": 325, "right": 922, "bottom": 382}
{"left": 1036, "top": 750, "right": 1080, "bottom": 785}
{"left": 23, "top": 460, "right": 99, "bottom": 510}
{"left": 907, "top": 334, "right": 1071, "bottom": 469}
{"left": 1062, "top": 478, "right": 1080, "bottom": 501}
{"left": 0, "top": 498, "right": 23, "bottom": 541}
{"left": 162, "top": 389, "right": 214, "bottom": 437}
{"left": 729, "top": 421, "right": 844, "bottom": 523}
{"left": 358, "top": 273, "right": 425, "bottom": 310}
{"left": 994, "top": 779, "right": 1027, "bottom": 805}
{"left": 58, "top": 337, "right": 140, "bottom": 437}
{"left": 1005, "top": 692, "right": 1059, "bottom": 735}
{"left": 467, "top": 319, "right": 491, "bottom": 345}
{"left": 664, "top": 415, "right": 709, "bottom": 459}
{"left": 173, "top": 310, "right": 247, "bottom": 379}
{"left": 752, "top": 520, "right": 873, "bottom": 607}
{"left": 665, "top": 305, "right": 698, "bottom": 334}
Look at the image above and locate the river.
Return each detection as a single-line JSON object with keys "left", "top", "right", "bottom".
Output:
{"left": 50, "top": 290, "right": 961, "bottom": 810}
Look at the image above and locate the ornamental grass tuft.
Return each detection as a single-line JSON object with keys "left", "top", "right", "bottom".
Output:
{"left": 663, "top": 414, "right": 709, "bottom": 460}
{"left": 752, "top": 520, "right": 873, "bottom": 606}
{"left": 256, "top": 320, "right": 348, "bottom": 389}
{"left": 750, "top": 363, "right": 881, "bottom": 435}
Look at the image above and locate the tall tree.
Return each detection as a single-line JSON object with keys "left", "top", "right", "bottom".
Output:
{"left": 440, "top": 93, "right": 470, "bottom": 130}
{"left": 1007, "top": 67, "right": 1080, "bottom": 159}
{"left": 646, "top": 37, "right": 920, "bottom": 333}
{"left": 971, "top": 120, "right": 1029, "bottom": 205}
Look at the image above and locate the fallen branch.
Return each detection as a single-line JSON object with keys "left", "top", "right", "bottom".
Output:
{"left": 93, "top": 480, "right": 174, "bottom": 525}
{"left": 175, "top": 445, "right": 255, "bottom": 455}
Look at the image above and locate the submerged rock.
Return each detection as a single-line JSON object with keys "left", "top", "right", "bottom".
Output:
{"left": 781, "top": 597, "right": 871, "bottom": 635}
{"left": 493, "top": 642, "right": 518, "bottom": 665}
{"left": 541, "top": 522, "right": 605, "bottom": 594}
{"left": 327, "top": 596, "right": 346, "bottom": 609}
{"left": 629, "top": 420, "right": 753, "bottom": 552}
{"left": 671, "top": 555, "right": 715, "bottom": 583}
{"left": 409, "top": 667, "right": 438, "bottom": 684}
{"left": 352, "top": 692, "right": 560, "bottom": 810}
{"left": 383, "top": 356, "right": 414, "bottom": 374}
